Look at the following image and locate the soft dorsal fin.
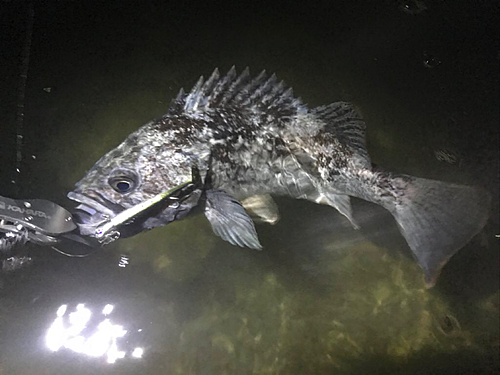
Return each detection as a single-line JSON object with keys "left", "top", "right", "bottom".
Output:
{"left": 312, "top": 102, "right": 370, "bottom": 167}
{"left": 167, "top": 67, "right": 306, "bottom": 117}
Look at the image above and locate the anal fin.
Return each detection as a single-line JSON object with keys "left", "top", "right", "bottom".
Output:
{"left": 308, "top": 188, "right": 360, "bottom": 229}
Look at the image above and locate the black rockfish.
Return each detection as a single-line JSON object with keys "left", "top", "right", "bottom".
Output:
{"left": 67, "top": 67, "right": 490, "bottom": 287}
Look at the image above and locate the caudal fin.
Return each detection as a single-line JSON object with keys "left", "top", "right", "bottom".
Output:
{"left": 382, "top": 175, "right": 490, "bottom": 288}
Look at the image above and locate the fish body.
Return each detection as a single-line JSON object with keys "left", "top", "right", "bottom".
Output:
{"left": 68, "top": 67, "right": 490, "bottom": 287}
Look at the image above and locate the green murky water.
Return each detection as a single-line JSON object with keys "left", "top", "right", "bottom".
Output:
{"left": 1, "top": 1, "right": 498, "bottom": 374}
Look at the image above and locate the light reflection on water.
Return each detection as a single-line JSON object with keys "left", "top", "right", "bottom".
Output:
{"left": 45, "top": 303, "right": 144, "bottom": 364}
{"left": 118, "top": 255, "right": 130, "bottom": 268}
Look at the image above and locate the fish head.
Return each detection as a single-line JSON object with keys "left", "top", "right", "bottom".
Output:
{"left": 67, "top": 128, "right": 202, "bottom": 237}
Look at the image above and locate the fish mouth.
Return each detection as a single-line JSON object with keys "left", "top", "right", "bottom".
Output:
{"left": 67, "top": 191, "right": 120, "bottom": 236}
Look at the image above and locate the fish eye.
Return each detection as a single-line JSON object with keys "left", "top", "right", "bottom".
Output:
{"left": 109, "top": 176, "right": 136, "bottom": 194}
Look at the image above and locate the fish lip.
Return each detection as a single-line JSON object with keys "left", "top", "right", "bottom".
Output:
{"left": 67, "top": 191, "right": 118, "bottom": 236}
{"left": 67, "top": 191, "right": 117, "bottom": 218}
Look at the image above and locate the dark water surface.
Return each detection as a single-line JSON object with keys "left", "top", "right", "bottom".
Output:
{"left": 1, "top": 1, "right": 499, "bottom": 374}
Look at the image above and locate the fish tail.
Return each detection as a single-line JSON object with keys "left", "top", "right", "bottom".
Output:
{"left": 375, "top": 173, "right": 490, "bottom": 288}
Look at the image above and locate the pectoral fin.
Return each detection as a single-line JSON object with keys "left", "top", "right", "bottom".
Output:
{"left": 204, "top": 189, "right": 262, "bottom": 250}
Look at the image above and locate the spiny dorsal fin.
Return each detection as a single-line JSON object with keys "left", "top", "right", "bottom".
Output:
{"left": 167, "top": 87, "right": 186, "bottom": 115}
{"left": 236, "top": 69, "right": 268, "bottom": 106}
{"left": 244, "top": 73, "right": 278, "bottom": 106}
{"left": 184, "top": 75, "right": 205, "bottom": 112}
{"left": 167, "top": 67, "right": 305, "bottom": 117}
{"left": 262, "top": 80, "right": 285, "bottom": 106}
{"left": 205, "top": 66, "right": 238, "bottom": 106}
{"left": 219, "top": 67, "right": 250, "bottom": 105}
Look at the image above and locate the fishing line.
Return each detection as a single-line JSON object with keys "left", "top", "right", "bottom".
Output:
{"left": 50, "top": 246, "right": 98, "bottom": 258}
{"left": 14, "top": 1, "right": 35, "bottom": 190}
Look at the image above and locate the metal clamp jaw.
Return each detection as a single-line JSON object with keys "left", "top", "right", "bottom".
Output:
{"left": 0, "top": 195, "right": 77, "bottom": 249}
{"left": 1, "top": 177, "right": 198, "bottom": 250}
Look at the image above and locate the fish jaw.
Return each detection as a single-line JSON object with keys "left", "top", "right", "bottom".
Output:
{"left": 67, "top": 191, "right": 119, "bottom": 236}
{"left": 67, "top": 185, "right": 203, "bottom": 238}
